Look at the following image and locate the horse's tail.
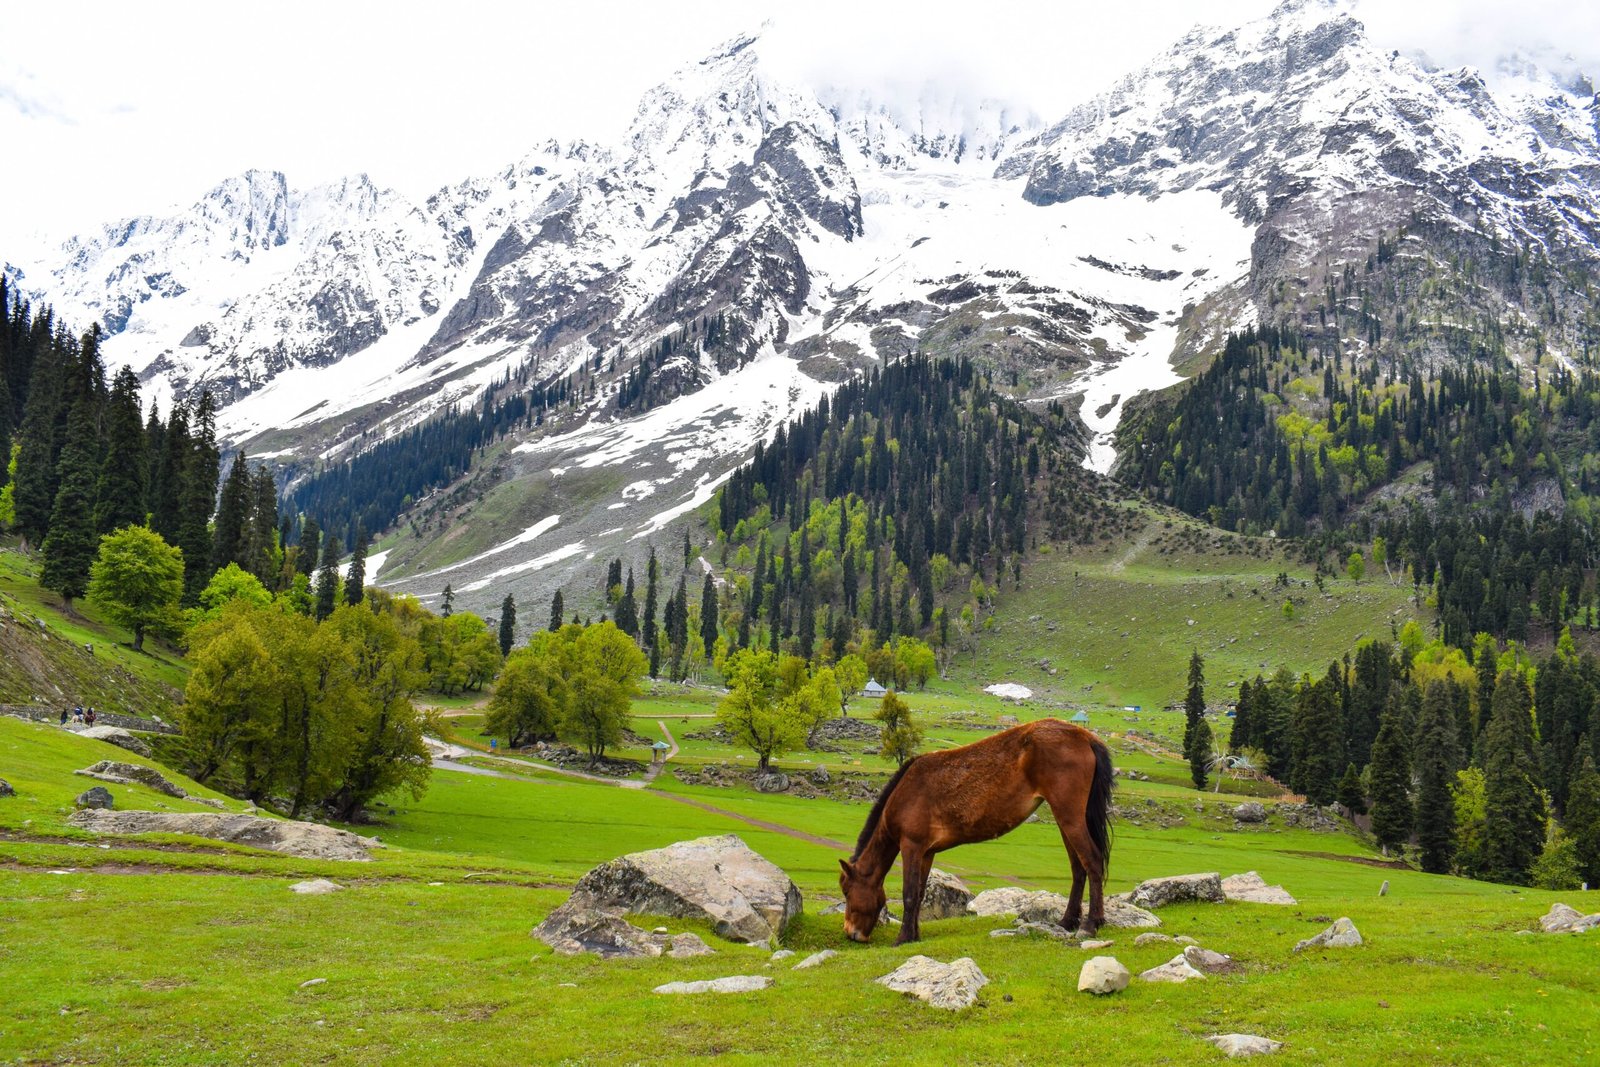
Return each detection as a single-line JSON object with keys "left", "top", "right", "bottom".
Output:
{"left": 1086, "top": 735, "right": 1114, "bottom": 873}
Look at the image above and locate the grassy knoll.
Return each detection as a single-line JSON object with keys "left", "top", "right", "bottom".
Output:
{"left": 6, "top": 716, "right": 1600, "bottom": 1065}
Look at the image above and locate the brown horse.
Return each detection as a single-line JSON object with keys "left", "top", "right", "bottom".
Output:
{"left": 838, "top": 718, "right": 1113, "bottom": 944}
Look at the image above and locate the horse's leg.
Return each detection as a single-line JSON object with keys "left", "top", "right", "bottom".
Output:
{"left": 1048, "top": 794, "right": 1106, "bottom": 938}
{"left": 896, "top": 844, "right": 929, "bottom": 945}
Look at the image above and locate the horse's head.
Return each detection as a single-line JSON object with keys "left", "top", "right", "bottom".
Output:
{"left": 838, "top": 858, "right": 886, "bottom": 942}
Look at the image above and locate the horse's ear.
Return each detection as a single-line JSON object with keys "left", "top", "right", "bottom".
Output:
{"left": 838, "top": 858, "right": 854, "bottom": 876}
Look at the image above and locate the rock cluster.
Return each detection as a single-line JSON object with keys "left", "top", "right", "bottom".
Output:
{"left": 1539, "top": 903, "right": 1600, "bottom": 933}
{"left": 74, "top": 760, "right": 187, "bottom": 798}
{"left": 876, "top": 956, "right": 989, "bottom": 1010}
{"left": 967, "top": 886, "right": 1160, "bottom": 929}
{"left": 1232, "top": 802, "right": 1267, "bottom": 823}
{"left": 67, "top": 809, "right": 381, "bottom": 861}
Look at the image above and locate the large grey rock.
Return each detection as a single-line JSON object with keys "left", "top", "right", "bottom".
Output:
{"left": 921, "top": 868, "right": 973, "bottom": 919}
{"left": 653, "top": 975, "right": 771, "bottom": 994}
{"left": 968, "top": 886, "right": 1066, "bottom": 918}
{"left": 77, "top": 726, "right": 152, "bottom": 757}
{"left": 1104, "top": 899, "right": 1163, "bottom": 928}
{"left": 1293, "top": 917, "right": 1362, "bottom": 952}
{"left": 1233, "top": 802, "right": 1267, "bottom": 823}
{"left": 1013, "top": 920, "right": 1074, "bottom": 940}
{"left": 752, "top": 771, "right": 789, "bottom": 794}
{"left": 668, "top": 933, "right": 715, "bottom": 958}
{"left": 1134, "top": 932, "right": 1173, "bottom": 946}
{"left": 533, "top": 899, "right": 664, "bottom": 959}
{"left": 1077, "top": 956, "right": 1130, "bottom": 995}
{"left": 1206, "top": 1034, "right": 1284, "bottom": 1057}
{"left": 74, "top": 760, "right": 187, "bottom": 798}
{"left": 1125, "top": 872, "right": 1225, "bottom": 909}
{"left": 1139, "top": 953, "right": 1207, "bottom": 983}
{"left": 564, "top": 835, "right": 801, "bottom": 943}
{"left": 877, "top": 956, "right": 989, "bottom": 1010}
{"left": 74, "top": 786, "right": 114, "bottom": 809}
{"left": 1222, "top": 871, "right": 1297, "bottom": 905}
{"left": 1539, "top": 903, "right": 1600, "bottom": 933}
{"left": 0, "top": 778, "right": 14, "bottom": 797}
{"left": 66, "top": 809, "right": 380, "bottom": 861}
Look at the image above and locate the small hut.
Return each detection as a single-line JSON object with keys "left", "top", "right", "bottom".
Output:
{"left": 1070, "top": 710, "right": 1090, "bottom": 724}
{"left": 862, "top": 678, "right": 888, "bottom": 698}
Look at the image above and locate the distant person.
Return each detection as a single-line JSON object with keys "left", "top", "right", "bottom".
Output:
{"left": 490, "top": 738, "right": 497, "bottom": 753}
{"left": 73, "top": 706, "right": 84, "bottom": 723}
{"left": 59, "top": 708, "right": 69, "bottom": 725}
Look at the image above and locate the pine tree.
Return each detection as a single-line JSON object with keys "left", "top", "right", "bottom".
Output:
{"left": 440, "top": 583, "right": 455, "bottom": 618}
{"left": 212, "top": 452, "right": 252, "bottom": 572}
{"left": 1482, "top": 670, "right": 1547, "bottom": 884}
{"left": 93, "top": 366, "right": 147, "bottom": 534}
{"left": 39, "top": 398, "right": 101, "bottom": 604}
{"left": 616, "top": 568, "right": 638, "bottom": 636}
{"left": 1183, "top": 650, "right": 1206, "bottom": 788}
{"left": 315, "top": 535, "right": 343, "bottom": 622}
{"left": 549, "top": 589, "right": 564, "bottom": 632}
{"left": 499, "top": 594, "right": 517, "bottom": 656}
{"left": 700, "top": 574, "right": 718, "bottom": 661}
{"left": 1230, "top": 679, "right": 1255, "bottom": 752}
{"left": 642, "top": 547, "right": 659, "bottom": 653}
{"left": 1190, "top": 717, "right": 1213, "bottom": 790}
{"left": 297, "top": 518, "right": 321, "bottom": 578}
{"left": 1565, "top": 753, "right": 1600, "bottom": 888}
{"left": 1337, "top": 763, "right": 1367, "bottom": 815}
{"left": 150, "top": 400, "right": 189, "bottom": 545}
{"left": 244, "top": 467, "right": 280, "bottom": 585}
{"left": 177, "top": 392, "right": 220, "bottom": 604}
{"left": 681, "top": 525, "right": 692, "bottom": 568}
{"left": 1297, "top": 670, "right": 1347, "bottom": 806}
{"left": 1414, "top": 681, "right": 1460, "bottom": 873}
{"left": 344, "top": 528, "right": 368, "bottom": 606}
{"left": 11, "top": 338, "right": 65, "bottom": 547}
{"left": 1368, "top": 692, "right": 1413, "bottom": 852}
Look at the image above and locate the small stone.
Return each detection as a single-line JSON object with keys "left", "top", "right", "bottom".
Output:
{"left": 877, "top": 956, "right": 990, "bottom": 1010}
{"left": 770, "top": 949, "right": 795, "bottom": 961}
{"left": 1077, "top": 956, "right": 1130, "bottom": 995}
{"left": 289, "top": 879, "right": 344, "bottom": 895}
{"left": 1134, "top": 932, "right": 1173, "bottom": 946}
{"left": 1378, "top": 880, "right": 1389, "bottom": 897}
{"left": 1080, "top": 939, "right": 1114, "bottom": 950}
{"left": 1139, "top": 953, "right": 1207, "bottom": 983}
{"left": 1205, "top": 1034, "right": 1283, "bottom": 1058}
{"left": 299, "top": 978, "right": 326, "bottom": 989}
{"left": 1182, "top": 945, "right": 1238, "bottom": 974}
{"left": 792, "top": 949, "right": 836, "bottom": 970}
{"left": 653, "top": 975, "right": 771, "bottom": 995}
{"left": 0, "top": 778, "right": 14, "bottom": 797}
{"left": 74, "top": 786, "right": 114, "bottom": 810}
{"left": 653, "top": 927, "right": 669, "bottom": 935}
{"left": 1294, "top": 917, "right": 1362, "bottom": 952}
{"left": 1013, "top": 920, "right": 1072, "bottom": 940}
{"left": 1173, "top": 935, "right": 1199, "bottom": 946}
{"left": 667, "top": 933, "right": 715, "bottom": 958}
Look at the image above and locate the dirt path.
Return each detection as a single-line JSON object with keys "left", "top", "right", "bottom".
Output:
{"left": 634, "top": 721, "right": 679, "bottom": 788}
{"left": 1107, "top": 523, "right": 1157, "bottom": 574}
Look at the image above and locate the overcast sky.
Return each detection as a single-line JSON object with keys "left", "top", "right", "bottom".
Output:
{"left": 3, "top": 0, "right": 1597, "bottom": 252}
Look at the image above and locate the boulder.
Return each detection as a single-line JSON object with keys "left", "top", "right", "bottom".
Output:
{"left": 653, "top": 975, "right": 770, "bottom": 995}
{"left": 667, "top": 933, "right": 715, "bottom": 958}
{"left": 562, "top": 834, "right": 801, "bottom": 943}
{"left": 74, "top": 786, "right": 114, "bottom": 809}
{"left": 66, "top": 810, "right": 381, "bottom": 861}
{"left": 752, "top": 771, "right": 790, "bottom": 794}
{"left": 533, "top": 900, "right": 664, "bottom": 959}
{"left": 289, "top": 879, "right": 344, "bottom": 895}
{"left": 74, "top": 760, "right": 187, "bottom": 798}
{"left": 968, "top": 886, "right": 1066, "bottom": 918}
{"left": 1182, "top": 945, "right": 1238, "bottom": 975}
{"left": 1013, "top": 920, "right": 1073, "bottom": 940}
{"left": 1103, "top": 899, "right": 1163, "bottom": 928}
{"left": 1077, "top": 956, "right": 1130, "bottom": 995}
{"left": 1206, "top": 1034, "right": 1284, "bottom": 1058}
{"left": 1139, "top": 954, "right": 1206, "bottom": 983}
{"left": 793, "top": 949, "right": 836, "bottom": 970}
{"left": 1232, "top": 802, "right": 1267, "bottom": 824}
{"left": 876, "top": 956, "right": 990, "bottom": 1010}
{"left": 1173, "top": 935, "right": 1199, "bottom": 946}
{"left": 1293, "top": 917, "right": 1362, "bottom": 952}
{"left": 1222, "top": 872, "right": 1297, "bottom": 905}
{"left": 1134, "top": 932, "right": 1173, "bottom": 946}
{"left": 921, "top": 868, "right": 973, "bottom": 919}
{"left": 0, "top": 778, "right": 13, "bottom": 797}
{"left": 1125, "top": 872, "right": 1225, "bottom": 909}
{"left": 1539, "top": 903, "right": 1600, "bottom": 934}
{"left": 77, "top": 726, "right": 152, "bottom": 757}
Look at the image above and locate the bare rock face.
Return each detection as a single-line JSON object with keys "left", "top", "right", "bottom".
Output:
{"left": 876, "top": 956, "right": 990, "bottom": 1010}
{"left": 74, "top": 786, "right": 114, "bottom": 809}
{"left": 1293, "top": 917, "right": 1362, "bottom": 952}
{"left": 66, "top": 810, "right": 381, "bottom": 861}
{"left": 74, "top": 760, "right": 187, "bottom": 798}
{"left": 1077, "top": 956, "right": 1130, "bottom": 995}
{"left": 1206, "top": 1034, "right": 1284, "bottom": 1057}
{"left": 563, "top": 835, "right": 802, "bottom": 943}
{"left": 76, "top": 726, "right": 152, "bottom": 757}
{"left": 921, "top": 868, "right": 973, "bottom": 920}
{"left": 1222, "top": 871, "right": 1297, "bottom": 905}
{"left": 1125, "top": 872, "right": 1225, "bottom": 909}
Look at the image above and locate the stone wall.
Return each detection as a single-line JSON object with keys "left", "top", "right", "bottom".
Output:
{"left": 0, "top": 704, "right": 180, "bottom": 735}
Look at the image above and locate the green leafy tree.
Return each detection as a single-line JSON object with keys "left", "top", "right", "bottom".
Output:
{"left": 1346, "top": 551, "right": 1365, "bottom": 583}
{"left": 834, "top": 654, "right": 868, "bottom": 715}
{"left": 86, "top": 525, "right": 185, "bottom": 651}
{"left": 896, "top": 637, "right": 937, "bottom": 689}
{"left": 1530, "top": 823, "right": 1584, "bottom": 891}
{"left": 560, "top": 622, "right": 647, "bottom": 764}
{"left": 485, "top": 638, "right": 566, "bottom": 746}
{"left": 1414, "top": 682, "right": 1460, "bottom": 873}
{"left": 876, "top": 689, "right": 923, "bottom": 767}
{"left": 0, "top": 443, "right": 20, "bottom": 528}
{"left": 1481, "top": 670, "right": 1546, "bottom": 884}
{"left": 190, "top": 562, "right": 272, "bottom": 627}
{"left": 1451, "top": 768, "right": 1489, "bottom": 879}
{"left": 718, "top": 647, "right": 808, "bottom": 772}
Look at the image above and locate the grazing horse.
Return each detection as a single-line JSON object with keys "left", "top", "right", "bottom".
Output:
{"left": 838, "top": 718, "right": 1113, "bottom": 944}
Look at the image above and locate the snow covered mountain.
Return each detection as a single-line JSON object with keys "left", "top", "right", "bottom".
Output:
{"left": 8, "top": 0, "right": 1600, "bottom": 617}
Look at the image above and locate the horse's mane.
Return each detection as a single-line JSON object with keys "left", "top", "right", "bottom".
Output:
{"left": 852, "top": 757, "right": 917, "bottom": 861}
